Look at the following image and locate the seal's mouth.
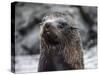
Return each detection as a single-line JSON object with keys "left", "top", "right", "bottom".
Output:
{"left": 42, "top": 31, "right": 59, "bottom": 45}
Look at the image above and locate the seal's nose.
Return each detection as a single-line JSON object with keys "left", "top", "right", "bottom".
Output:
{"left": 45, "top": 22, "right": 51, "bottom": 29}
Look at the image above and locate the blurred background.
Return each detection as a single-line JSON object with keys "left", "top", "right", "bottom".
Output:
{"left": 11, "top": 2, "right": 97, "bottom": 73}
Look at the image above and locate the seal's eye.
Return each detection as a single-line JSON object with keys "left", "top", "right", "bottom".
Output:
{"left": 57, "top": 24, "right": 64, "bottom": 29}
{"left": 57, "top": 22, "right": 67, "bottom": 29}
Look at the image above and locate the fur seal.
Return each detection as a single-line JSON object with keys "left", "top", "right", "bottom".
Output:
{"left": 38, "top": 12, "right": 84, "bottom": 72}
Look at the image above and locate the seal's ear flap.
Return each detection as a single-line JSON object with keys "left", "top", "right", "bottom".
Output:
{"left": 70, "top": 26, "right": 80, "bottom": 30}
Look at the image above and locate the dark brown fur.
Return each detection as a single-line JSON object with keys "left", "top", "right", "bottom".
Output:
{"left": 38, "top": 12, "right": 84, "bottom": 72}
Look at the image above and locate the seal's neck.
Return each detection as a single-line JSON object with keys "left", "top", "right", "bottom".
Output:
{"left": 62, "top": 32, "right": 84, "bottom": 69}
{"left": 41, "top": 38, "right": 65, "bottom": 56}
{"left": 40, "top": 30, "right": 84, "bottom": 69}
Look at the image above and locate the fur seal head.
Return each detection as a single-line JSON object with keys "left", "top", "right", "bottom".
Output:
{"left": 40, "top": 12, "right": 78, "bottom": 46}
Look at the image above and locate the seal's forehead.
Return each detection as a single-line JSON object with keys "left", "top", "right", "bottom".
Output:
{"left": 43, "top": 14, "right": 66, "bottom": 21}
{"left": 42, "top": 13, "right": 76, "bottom": 27}
{"left": 42, "top": 17, "right": 69, "bottom": 28}
{"left": 44, "top": 17, "right": 67, "bottom": 23}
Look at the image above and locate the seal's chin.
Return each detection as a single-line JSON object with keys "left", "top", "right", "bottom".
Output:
{"left": 42, "top": 31, "right": 59, "bottom": 45}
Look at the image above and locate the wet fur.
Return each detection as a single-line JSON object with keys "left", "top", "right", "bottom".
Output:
{"left": 38, "top": 12, "right": 84, "bottom": 72}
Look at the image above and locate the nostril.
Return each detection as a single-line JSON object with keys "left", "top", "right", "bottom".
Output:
{"left": 45, "top": 23, "right": 51, "bottom": 28}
